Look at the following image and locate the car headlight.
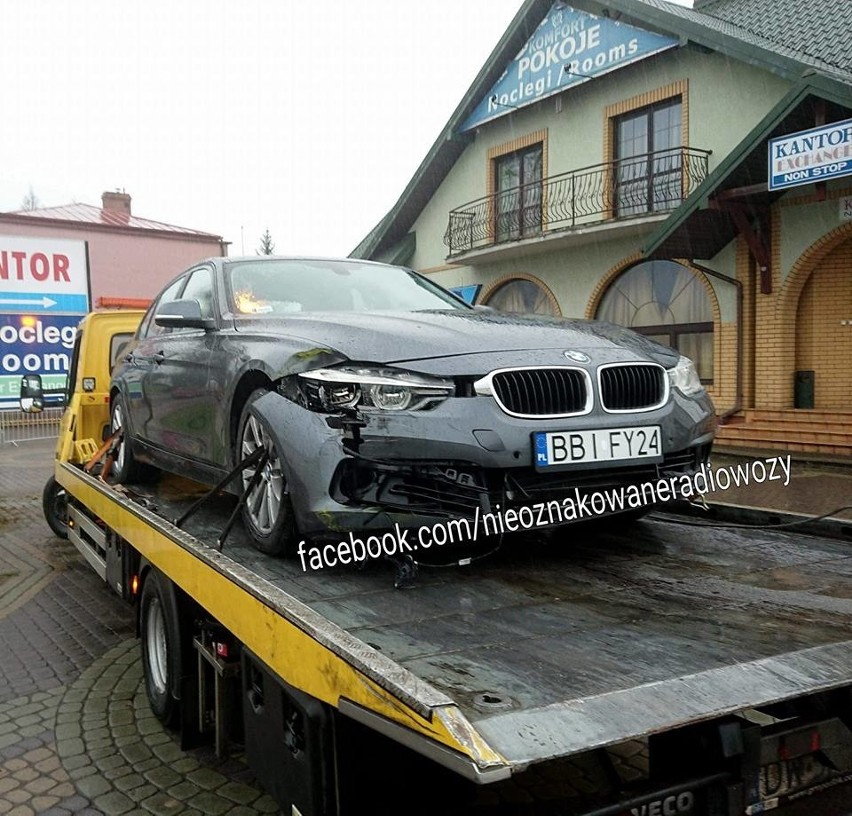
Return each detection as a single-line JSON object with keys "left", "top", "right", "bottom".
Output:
{"left": 297, "top": 366, "right": 453, "bottom": 412}
{"left": 667, "top": 356, "right": 704, "bottom": 396}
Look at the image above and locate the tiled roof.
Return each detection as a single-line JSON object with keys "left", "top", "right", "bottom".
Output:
{"left": 2, "top": 202, "right": 222, "bottom": 238}
{"left": 694, "top": 0, "right": 852, "bottom": 73}
{"left": 635, "top": 0, "right": 852, "bottom": 79}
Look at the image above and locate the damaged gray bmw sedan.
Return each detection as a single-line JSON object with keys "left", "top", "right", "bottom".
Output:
{"left": 110, "top": 256, "right": 716, "bottom": 556}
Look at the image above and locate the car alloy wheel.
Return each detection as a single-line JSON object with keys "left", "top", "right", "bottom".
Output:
{"left": 237, "top": 390, "right": 296, "bottom": 556}
{"left": 109, "top": 395, "right": 156, "bottom": 484}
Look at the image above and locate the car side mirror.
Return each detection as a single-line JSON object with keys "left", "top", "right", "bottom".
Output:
{"left": 155, "top": 298, "right": 215, "bottom": 330}
{"left": 474, "top": 304, "right": 496, "bottom": 313}
{"left": 20, "top": 374, "right": 44, "bottom": 413}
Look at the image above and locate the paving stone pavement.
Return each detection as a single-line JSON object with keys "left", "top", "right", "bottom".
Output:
{"left": 0, "top": 441, "right": 279, "bottom": 815}
{"left": 5, "top": 439, "right": 852, "bottom": 815}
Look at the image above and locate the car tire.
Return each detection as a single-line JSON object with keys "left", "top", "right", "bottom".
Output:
{"left": 42, "top": 476, "right": 69, "bottom": 539}
{"left": 140, "top": 570, "right": 180, "bottom": 727}
{"left": 110, "top": 394, "right": 156, "bottom": 484}
{"left": 236, "top": 389, "right": 297, "bottom": 556}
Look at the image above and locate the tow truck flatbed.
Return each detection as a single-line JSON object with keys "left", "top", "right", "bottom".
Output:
{"left": 31, "top": 308, "right": 852, "bottom": 814}
{"left": 58, "top": 459, "right": 852, "bottom": 781}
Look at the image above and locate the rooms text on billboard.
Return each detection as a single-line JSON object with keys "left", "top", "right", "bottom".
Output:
{"left": 0, "top": 316, "right": 76, "bottom": 376}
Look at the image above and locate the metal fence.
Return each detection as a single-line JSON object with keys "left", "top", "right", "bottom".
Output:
{"left": 0, "top": 407, "right": 64, "bottom": 445}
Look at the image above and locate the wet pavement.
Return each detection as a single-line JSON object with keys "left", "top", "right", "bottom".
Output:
{"left": 1, "top": 438, "right": 851, "bottom": 815}
{"left": 0, "top": 440, "right": 278, "bottom": 816}
{"left": 709, "top": 450, "right": 852, "bottom": 521}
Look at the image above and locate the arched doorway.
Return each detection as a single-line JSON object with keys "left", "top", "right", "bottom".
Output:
{"left": 595, "top": 260, "right": 714, "bottom": 383}
{"left": 795, "top": 235, "right": 852, "bottom": 409}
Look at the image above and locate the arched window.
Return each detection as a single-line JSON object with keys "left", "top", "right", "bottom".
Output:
{"left": 485, "top": 276, "right": 560, "bottom": 316}
{"left": 596, "top": 261, "right": 713, "bottom": 382}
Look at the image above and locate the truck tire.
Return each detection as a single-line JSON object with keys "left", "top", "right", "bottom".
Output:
{"left": 42, "top": 476, "right": 69, "bottom": 539}
{"left": 236, "top": 390, "right": 297, "bottom": 556}
{"left": 140, "top": 570, "right": 181, "bottom": 727}
{"left": 110, "top": 395, "right": 156, "bottom": 484}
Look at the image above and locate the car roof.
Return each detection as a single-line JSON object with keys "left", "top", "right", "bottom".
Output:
{"left": 213, "top": 255, "right": 402, "bottom": 267}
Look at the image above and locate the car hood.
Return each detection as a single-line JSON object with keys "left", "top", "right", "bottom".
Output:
{"left": 234, "top": 310, "right": 680, "bottom": 373}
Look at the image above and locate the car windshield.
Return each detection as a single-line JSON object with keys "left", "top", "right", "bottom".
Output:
{"left": 225, "top": 259, "right": 470, "bottom": 315}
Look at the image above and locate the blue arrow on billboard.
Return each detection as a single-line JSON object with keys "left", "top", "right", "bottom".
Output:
{"left": 0, "top": 293, "right": 89, "bottom": 312}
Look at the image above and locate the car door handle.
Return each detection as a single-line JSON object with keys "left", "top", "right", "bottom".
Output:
{"left": 152, "top": 352, "right": 165, "bottom": 365}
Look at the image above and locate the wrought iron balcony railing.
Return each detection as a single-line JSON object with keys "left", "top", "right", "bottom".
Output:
{"left": 443, "top": 147, "right": 711, "bottom": 256}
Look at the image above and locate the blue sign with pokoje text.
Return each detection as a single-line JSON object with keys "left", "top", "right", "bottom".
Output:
{"left": 461, "top": 3, "right": 677, "bottom": 132}
{"left": 768, "top": 117, "right": 852, "bottom": 191}
{"left": 0, "top": 314, "right": 79, "bottom": 407}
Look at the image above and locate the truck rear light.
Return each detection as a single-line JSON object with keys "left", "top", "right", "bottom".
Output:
{"left": 776, "top": 727, "right": 822, "bottom": 761}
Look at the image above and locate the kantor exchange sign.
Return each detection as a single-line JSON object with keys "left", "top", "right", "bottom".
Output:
{"left": 769, "top": 118, "right": 852, "bottom": 191}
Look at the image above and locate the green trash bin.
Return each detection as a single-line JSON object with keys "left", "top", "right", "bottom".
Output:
{"left": 794, "top": 370, "right": 814, "bottom": 409}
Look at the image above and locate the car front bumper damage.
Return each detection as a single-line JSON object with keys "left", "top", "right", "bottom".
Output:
{"left": 249, "top": 390, "right": 717, "bottom": 542}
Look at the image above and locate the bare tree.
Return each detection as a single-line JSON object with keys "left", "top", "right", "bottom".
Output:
{"left": 257, "top": 229, "right": 275, "bottom": 255}
{"left": 20, "top": 186, "right": 40, "bottom": 211}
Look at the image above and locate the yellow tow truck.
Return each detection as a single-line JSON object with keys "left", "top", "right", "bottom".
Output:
{"left": 20, "top": 308, "right": 852, "bottom": 816}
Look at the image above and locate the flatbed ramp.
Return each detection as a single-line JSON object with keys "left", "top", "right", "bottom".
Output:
{"left": 261, "top": 516, "right": 852, "bottom": 768}
{"left": 61, "top": 462, "right": 852, "bottom": 780}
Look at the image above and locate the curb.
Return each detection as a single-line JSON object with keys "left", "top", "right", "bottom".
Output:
{"left": 712, "top": 447, "right": 852, "bottom": 473}
{"left": 663, "top": 500, "right": 852, "bottom": 542}
{"left": 54, "top": 638, "right": 279, "bottom": 815}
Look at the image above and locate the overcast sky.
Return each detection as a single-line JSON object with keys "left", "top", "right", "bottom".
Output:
{"left": 0, "top": 0, "right": 691, "bottom": 258}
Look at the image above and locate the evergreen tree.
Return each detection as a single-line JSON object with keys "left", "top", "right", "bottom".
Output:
{"left": 257, "top": 229, "right": 275, "bottom": 255}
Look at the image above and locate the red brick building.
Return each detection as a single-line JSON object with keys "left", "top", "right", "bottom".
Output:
{"left": 1, "top": 191, "right": 227, "bottom": 305}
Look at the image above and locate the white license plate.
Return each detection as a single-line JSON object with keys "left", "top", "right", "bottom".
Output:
{"left": 533, "top": 425, "right": 662, "bottom": 469}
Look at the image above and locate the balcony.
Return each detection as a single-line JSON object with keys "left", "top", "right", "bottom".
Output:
{"left": 443, "top": 147, "right": 711, "bottom": 258}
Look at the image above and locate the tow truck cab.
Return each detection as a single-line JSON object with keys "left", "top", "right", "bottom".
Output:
{"left": 19, "top": 308, "right": 145, "bottom": 465}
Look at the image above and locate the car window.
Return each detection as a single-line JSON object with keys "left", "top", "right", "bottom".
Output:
{"left": 144, "top": 276, "right": 186, "bottom": 337}
{"left": 180, "top": 267, "right": 215, "bottom": 321}
{"left": 110, "top": 332, "right": 134, "bottom": 370}
{"left": 225, "top": 259, "right": 469, "bottom": 315}
{"left": 137, "top": 304, "right": 156, "bottom": 339}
